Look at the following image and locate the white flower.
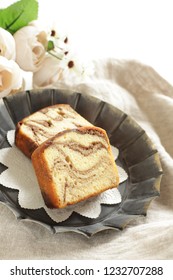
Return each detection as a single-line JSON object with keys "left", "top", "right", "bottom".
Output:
{"left": 0, "top": 27, "right": 16, "bottom": 60}
{"left": 13, "top": 25, "right": 46, "bottom": 72}
{"left": 58, "top": 54, "right": 95, "bottom": 84}
{"left": 33, "top": 55, "right": 63, "bottom": 88}
{"left": 0, "top": 56, "right": 23, "bottom": 99}
{"left": 46, "top": 22, "right": 68, "bottom": 43}
{"left": 46, "top": 26, "right": 69, "bottom": 61}
{"left": 60, "top": 54, "right": 84, "bottom": 77}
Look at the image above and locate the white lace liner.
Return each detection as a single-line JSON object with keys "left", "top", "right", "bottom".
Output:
{"left": 0, "top": 130, "right": 128, "bottom": 223}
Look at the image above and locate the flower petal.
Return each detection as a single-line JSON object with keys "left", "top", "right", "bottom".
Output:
{"left": 0, "top": 56, "right": 23, "bottom": 98}
{"left": 14, "top": 25, "right": 46, "bottom": 72}
{"left": 0, "top": 27, "right": 16, "bottom": 60}
{"left": 33, "top": 55, "right": 62, "bottom": 88}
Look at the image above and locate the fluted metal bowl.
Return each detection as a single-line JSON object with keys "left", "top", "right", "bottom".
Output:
{"left": 0, "top": 89, "right": 163, "bottom": 237}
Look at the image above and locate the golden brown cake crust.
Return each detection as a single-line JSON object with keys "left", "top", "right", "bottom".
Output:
{"left": 15, "top": 121, "right": 39, "bottom": 158}
{"left": 31, "top": 126, "right": 119, "bottom": 208}
{"left": 32, "top": 142, "right": 61, "bottom": 208}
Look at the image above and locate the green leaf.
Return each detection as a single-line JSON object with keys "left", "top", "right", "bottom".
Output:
{"left": 0, "top": 0, "right": 38, "bottom": 34}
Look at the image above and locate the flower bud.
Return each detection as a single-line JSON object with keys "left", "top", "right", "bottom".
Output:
{"left": 14, "top": 25, "right": 46, "bottom": 72}
{"left": 0, "top": 27, "right": 16, "bottom": 60}
{"left": 0, "top": 56, "right": 23, "bottom": 98}
{"left": 33, "top": 55, "right": 63, "bottom": 88}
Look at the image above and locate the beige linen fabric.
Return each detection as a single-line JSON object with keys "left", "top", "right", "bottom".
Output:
{"left": 0, "top": 59, "right": 173, "bottom": 259}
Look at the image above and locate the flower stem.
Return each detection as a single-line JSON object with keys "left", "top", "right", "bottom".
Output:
{"left": 48, "top": 51, "right": 62, "bottom": 60}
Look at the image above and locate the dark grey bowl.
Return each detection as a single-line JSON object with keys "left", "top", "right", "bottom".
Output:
{"left": 0, "top": 89, "right": 163, "bottom": 237}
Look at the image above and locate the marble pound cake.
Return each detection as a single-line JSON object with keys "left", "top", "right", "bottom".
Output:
{"left": 32, "top": 126, "right": 119, "bottom": 208}
{"left": 15, "top": 104, "right": 92, "bottom": 158}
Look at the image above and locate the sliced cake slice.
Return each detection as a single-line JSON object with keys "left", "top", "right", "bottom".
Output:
{"left": 15, "top": 104, "right": 92, "bottom": 158}
{"left": 31, "top": 126, "right": 119, "bottom": 208}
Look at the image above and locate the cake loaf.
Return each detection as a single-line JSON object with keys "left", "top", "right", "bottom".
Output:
{"left": 15, "top": 104, "right": 92, "bottom": 158}
{"left": 31, "top": 126, "right": 119, "bottom": 208}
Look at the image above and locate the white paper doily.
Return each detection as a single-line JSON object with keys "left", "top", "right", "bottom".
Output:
{"left": 0, "top": 130, "right": 128, "bottom": 223}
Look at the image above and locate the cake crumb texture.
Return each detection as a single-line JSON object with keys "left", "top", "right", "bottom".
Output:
{"left": 32, "top": 126, "right": 119, "bottom": 208}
